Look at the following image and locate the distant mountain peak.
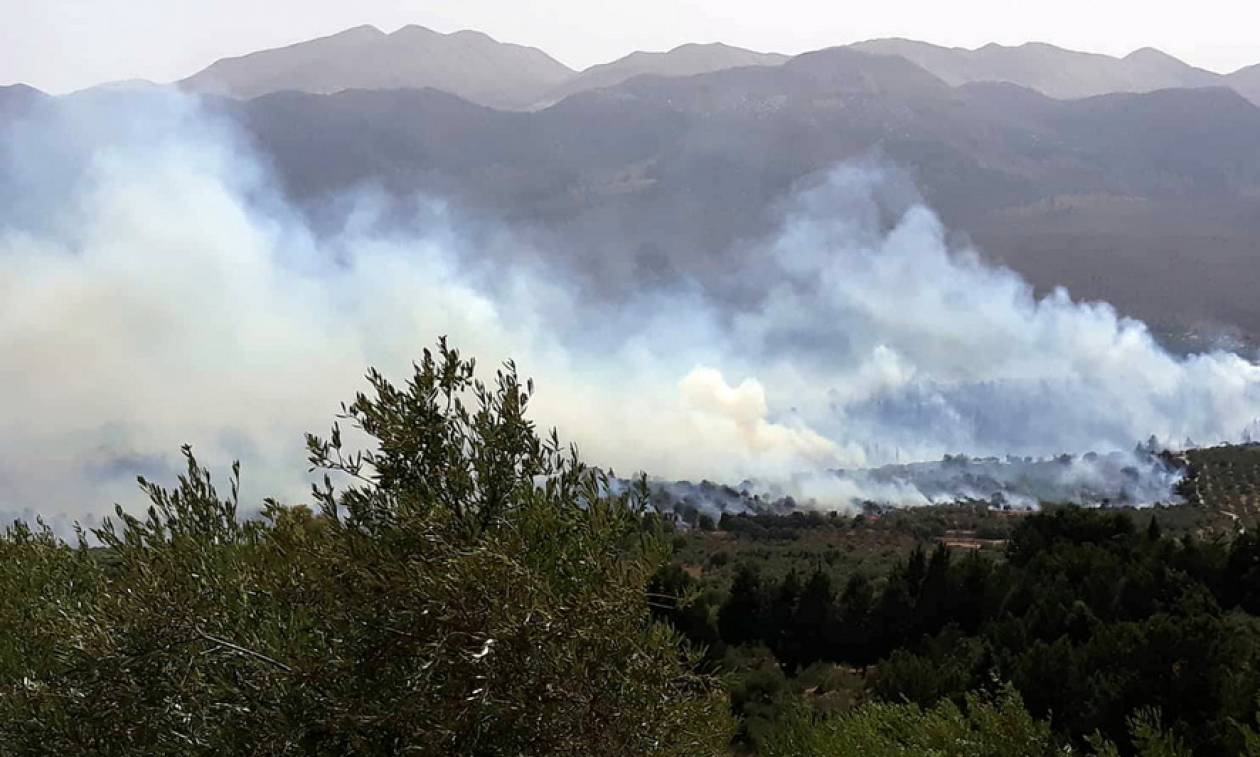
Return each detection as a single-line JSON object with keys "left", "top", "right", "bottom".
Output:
{"left": 0, "top": 83, "right": 46, "bottom": 96}
{"left": 1225, "top": 63, "right": 1260, "bottom": 104}
{"left": 0, "top": 83, "right": 46, "bottom": 116}
{"left": 1125, "top": 46, "right": 1173, "bottom": 60}
{"left": 446, "top": 28, "right": 496, "bottom": 41}
{"left": 669, "top": 41, "right": 741, "bottom": 52}
{"left": 331, "top": 24, "right": 385, "bottom": 39}
{"left": 538, "top": 40, "right": 787, "bottom": 107}
{"left": 851, "top": 37, "right": 1229, "bottom": 100}
{"left": 179, "top": 24, "right": 575, "bottom": 109}
{"left": 174, "top": 28, "right": 1260, "bottom": 111}
{"left": 1018, "top": 41, "right": 1071, "bottom": 51}
{"left": 388, "top": 24, "right": 461, "bottom": 39}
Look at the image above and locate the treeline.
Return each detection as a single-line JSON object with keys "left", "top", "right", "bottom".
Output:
{"left": 653, "top": 510, "right": 1260, "bottom": 754}
{"left": 709, "top": 506, "right": 1014, "bottom": 542}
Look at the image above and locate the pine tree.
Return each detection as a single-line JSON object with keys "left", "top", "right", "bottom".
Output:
{"left": 720, "top": 563, "right": 769, "bottom": 647}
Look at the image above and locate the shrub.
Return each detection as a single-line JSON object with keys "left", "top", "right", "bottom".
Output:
{"left": 0, "top": 340, "right": 733, "bottom": 756}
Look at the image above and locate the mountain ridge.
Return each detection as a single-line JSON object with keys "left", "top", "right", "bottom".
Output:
{"left": 220, "top": 53, "right": 1260, "bottom": 345}
{"left": 849, "top": 37, "right": 1226, "bottom": 100}
{"left": 178, "top": 24, "right": 576, "bottom": 109}
{"left": 10, "top": 29, "right": 1260, "bottom": 347}
{"left": 537, "top": 42, "right": 788, "bottom": 106}
{"left": 172, "top": 26, "right": 1260, "bottom": 110}
{"left": 0, "top": 84, "right": 47, "bottom": 117}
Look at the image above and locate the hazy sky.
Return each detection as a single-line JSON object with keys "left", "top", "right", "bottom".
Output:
{"left": 3, "top": 0, "right": 1260, "bottom": 93}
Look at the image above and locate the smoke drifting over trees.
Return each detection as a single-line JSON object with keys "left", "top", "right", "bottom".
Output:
{"left": 2, "top": 89, "right": 1260, "bottom": 524}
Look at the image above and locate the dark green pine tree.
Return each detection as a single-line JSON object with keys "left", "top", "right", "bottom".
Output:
{"left": 789, "top": 569, "right": 836, "bottom": 668}
{"left": 836, "top": 573, "right": 876, "bottom": 665}
{"left": 719, "top": 563, "right": 769, "bottom": 647}
{"left": 769, "top": 569, "right": 802, "bottom": 660}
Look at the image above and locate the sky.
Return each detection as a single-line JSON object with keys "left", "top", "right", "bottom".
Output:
{"left": 2, "top": 0, "right": 1259, "bottom": 93}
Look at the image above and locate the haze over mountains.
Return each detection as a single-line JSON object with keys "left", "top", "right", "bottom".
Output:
{"left": 173, "top": 25, "right": 1260, "bottom": 108}
{"left": 0, "top": 84, "right": 45, "bottom": 117}
{"left": 8, "top": 24, "right": 1260, "bottom": 522}
{"left": 179, "top": 25, "right": 575, "bottom": 109}
{"left": 6, "top": 25, "right": 1260, "bottom": 346}
{"left": 535, "top": 42, "right": 788, "bottom": 106}
{"left": 851, "top": 39, "right": 1223, "bottom": 99}
{"left": 178, "top": 25, "right": 790, "bottom": 109}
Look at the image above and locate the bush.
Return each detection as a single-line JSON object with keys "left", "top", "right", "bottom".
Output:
{"left": 758, "top": 684, "right": 1060, "bottom": 757}
{"left": 0, "top": 340, "right": 733, "bottom": 756}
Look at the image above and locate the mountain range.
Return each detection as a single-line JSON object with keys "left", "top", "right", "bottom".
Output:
{"left": 177, "top": 25, "right": 792, "bottom": 109}
{"left": 852, "top": 39, "right": 1224, "bottom": 99}
{"left": 5, "top": 27, "right": 1260, "bottom": 347}
{"left": 173, "top": 25, "right": 1260, "bottom": 108}
{"left": 178, "top": 25, "right": 573, "bottom": 110}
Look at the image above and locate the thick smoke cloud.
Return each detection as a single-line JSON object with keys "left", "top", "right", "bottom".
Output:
{"left": 1, "top": 90, "right": 1259, "bottom": 527}
{"left": 729, "top": 169, "right": 1260, "bottom": 464}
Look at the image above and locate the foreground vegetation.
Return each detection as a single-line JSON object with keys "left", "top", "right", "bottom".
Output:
{"left": 4, "top": 341, "right": 1260, "bottom": 755}
{"left": 0, "top": 342, "right": 730, "bottom": 755}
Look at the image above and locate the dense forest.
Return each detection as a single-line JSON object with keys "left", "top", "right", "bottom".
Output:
{"left": 3, "top": 342, "right": 1260, "bottom": 755}
{"left": 652, "top": 506, "right": 1260, "bottom": 754}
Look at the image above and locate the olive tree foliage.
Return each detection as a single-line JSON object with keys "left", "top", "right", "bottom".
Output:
{"left": 0, "top": 339, "right": 733, "bottom": 756}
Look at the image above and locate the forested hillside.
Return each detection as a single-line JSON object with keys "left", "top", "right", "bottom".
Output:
{"left": 653, "top": 503, "right": 1260, "bottom": 754}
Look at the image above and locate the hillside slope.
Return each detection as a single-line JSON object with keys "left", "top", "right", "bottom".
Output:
{"left": 226, "top": 48, "right": 1260, "bottom": 344}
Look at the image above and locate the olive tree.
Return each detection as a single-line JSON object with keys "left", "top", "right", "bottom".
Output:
{"left": 0, "top": 339, "right": 732, "bottom": 755}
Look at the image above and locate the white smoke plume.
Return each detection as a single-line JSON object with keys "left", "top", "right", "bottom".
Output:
{"left": 1, "top": 89, "right": 1258, "bottom": 527}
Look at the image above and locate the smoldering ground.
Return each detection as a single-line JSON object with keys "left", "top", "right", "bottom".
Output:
{"left": 1, "top": 89, "right": 1259, "bottom": 528}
